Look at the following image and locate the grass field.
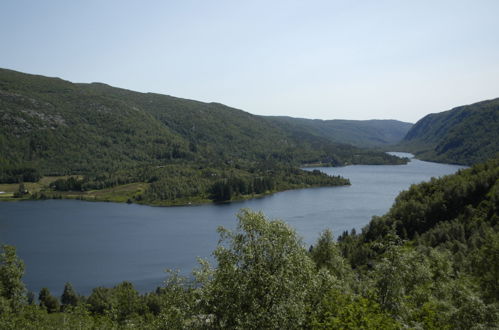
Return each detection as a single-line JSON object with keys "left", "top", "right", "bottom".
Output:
{"left": 0, "top": 178, "right": 149, "bottom": 203}
{"left": 1, "top": 177, "right": 296, "bottom": 206}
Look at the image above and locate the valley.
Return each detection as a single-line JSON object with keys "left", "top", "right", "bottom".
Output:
{"left": 0, "top": 68, "right": 498, "bottom": 329}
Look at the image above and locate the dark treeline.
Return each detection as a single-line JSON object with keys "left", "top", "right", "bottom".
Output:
{"left": 0, "top": 166, "right": 40, "bottom": 183}
{"left": 0, "top": 157, "right": 498, "bottom": 329}
{"left": 30, "top": 162, "right": 350, "bottom": 204}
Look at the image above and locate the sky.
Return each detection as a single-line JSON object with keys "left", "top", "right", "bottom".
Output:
{"left": 1, "top": 0, "right": 499, "bottom": 123}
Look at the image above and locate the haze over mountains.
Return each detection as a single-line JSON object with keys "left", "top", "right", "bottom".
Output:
{"left": 266, "top": 117, "right": 413, "bottom": 148}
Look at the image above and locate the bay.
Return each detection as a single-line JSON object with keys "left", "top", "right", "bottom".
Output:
{"left": 0, "top": 153, "right": 465, "bottom": 296}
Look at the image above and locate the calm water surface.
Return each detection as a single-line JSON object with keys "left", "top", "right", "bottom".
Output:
{"left": 0, "top": 153, "right": 465, "bottom": 295}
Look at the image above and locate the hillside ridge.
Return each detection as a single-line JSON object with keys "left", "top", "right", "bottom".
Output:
{"left": 266, "top": 116, "right": 412, "bottom": 148}
{"left": 0, "top": 68, "right": 406, "bottom": 205}
{"left": 398, "top": 98, "right": 499, "bottom": 165}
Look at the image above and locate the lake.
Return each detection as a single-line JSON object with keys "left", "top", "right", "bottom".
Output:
{"left": 0, "top": 153, "right": 465, "bottom": 296}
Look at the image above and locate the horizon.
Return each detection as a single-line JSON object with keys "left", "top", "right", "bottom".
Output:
{"left": 1, "top": 1, "right": 499, "bottom": 122}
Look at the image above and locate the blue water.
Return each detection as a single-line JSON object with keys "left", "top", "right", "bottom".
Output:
{"left": 0, "top": 153, "right": 465, "bottom": 295}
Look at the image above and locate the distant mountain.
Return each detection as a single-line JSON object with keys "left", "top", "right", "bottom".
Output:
{"left": 266, "top": 117, "right": 412, "bottom": 148}
{"left": 0, "top": 68, "right": 405, "bottom": 175}
{"left": 0, "top": 68, "right": 405, "bottom": 204}
{"left": 399, "top": 98, "right": 499, "bottom": 165}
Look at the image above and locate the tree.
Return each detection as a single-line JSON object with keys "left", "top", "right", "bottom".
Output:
{"left": 13, "top": 182, "right": 27, "bottom": 198}
{"left": 61, "top": 282, "right": 79, "bottom": 310}
{"left": 199, "top": 209, "right": 316, "bottom": 329}
{"left": 87, "top": 287, "right": 112, "bottom": 315}
{"left": 39, "top": 287, "right": 60, "bottom": 313}
{"left": 0, "top": 245, "right": 26, "bottom": 310}
{"left": 111, "top": 281, "right": 141, "bottom": 322}
{"left": 148, "top": 271, "right": 198, "bottom": 329}
{"left": 472, "top": 230, "right": 499, "bottom": 303}
{"left": 18, "top": 182, "right": 26, "bottom": 195}
{"left": 26, "top": 291, "right": 35, "bottom": 305}
{"left": 87, "top": 282, "right": 142, "bottom": 323}
{"left": 310, "top": 229, "right": 351, "bottom": 280}
{"left": 372, "top": 243, "right": 437, "bottom": 323}
{"left": 311, "top": 289, "right": 400, "bottom": 329}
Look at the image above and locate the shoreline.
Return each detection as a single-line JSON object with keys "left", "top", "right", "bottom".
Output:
{"left": 0, "top": 181, "right": 351, "bottom": 207}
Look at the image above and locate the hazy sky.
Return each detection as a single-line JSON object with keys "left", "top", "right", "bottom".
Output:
{"left": 1, "top": 0, "right": 499, "bottom": 123}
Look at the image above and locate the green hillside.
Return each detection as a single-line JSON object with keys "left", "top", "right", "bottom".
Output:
{"left": 266, "top": 116, "right": 413, "bottom": 148}
{"left": 0, "top": 68, "right": 406, "bottom": 204}
{"left": 335, "top": 156, "right": 499, "bottom": 328}
{"left": 399, "top": 98, "right": 499, "bottom": 165}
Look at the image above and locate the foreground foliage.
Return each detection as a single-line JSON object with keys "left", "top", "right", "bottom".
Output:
{"left": 0, "top": 157, "right": 498, "bottom": 328}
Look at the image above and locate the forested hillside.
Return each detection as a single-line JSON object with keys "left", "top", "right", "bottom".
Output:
{"left": 267, "top": 116, "right": 413, "bottom": 148}
{"left": 0, "top": 68, "right": 405, "bottom": 204}
{"left": 0, "top": 157, "right": 497, "bottom": 328}
{"left": 399, "top": 98, "right": 499, "bottom": 165}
